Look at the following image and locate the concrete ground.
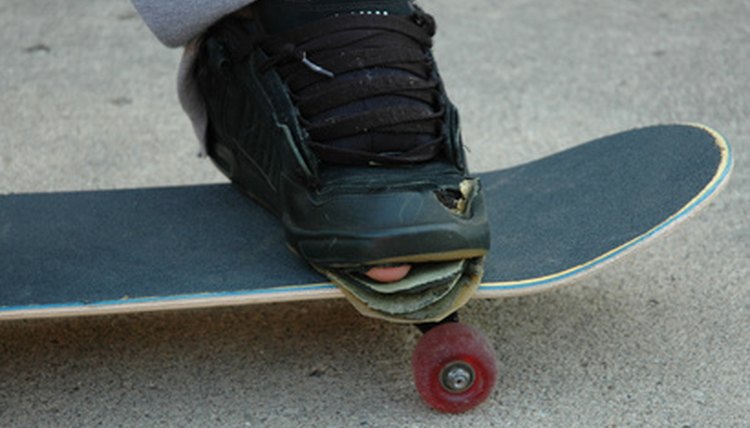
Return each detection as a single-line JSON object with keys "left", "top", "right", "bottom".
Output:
{"left": 1, "top": 0, "right": 748, "bottom": 426}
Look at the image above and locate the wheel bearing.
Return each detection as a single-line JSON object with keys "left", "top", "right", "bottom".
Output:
{"left": 440, "top": 361, "right": 475, "bottom": 393}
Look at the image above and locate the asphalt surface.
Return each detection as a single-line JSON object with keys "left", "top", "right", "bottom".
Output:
{"left": 1, "top": 0, "right": 748, "bottom": 426}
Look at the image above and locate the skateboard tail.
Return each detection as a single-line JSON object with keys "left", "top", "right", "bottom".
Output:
{"left": 476, "top": 124, "right": 733, "bottom": 298}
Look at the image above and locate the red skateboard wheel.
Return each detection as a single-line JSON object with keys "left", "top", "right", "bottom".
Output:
{"left": 412, "top": 322, "right": 497, "bottom": 413}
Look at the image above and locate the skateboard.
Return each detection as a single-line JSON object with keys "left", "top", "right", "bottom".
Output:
{"left": 0, "top": 124, "right": 733, "bottom": 412}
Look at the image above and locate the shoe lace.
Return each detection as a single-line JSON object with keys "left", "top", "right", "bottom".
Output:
{"left": 256, "top": 9, "right": 445, "bottom": 166}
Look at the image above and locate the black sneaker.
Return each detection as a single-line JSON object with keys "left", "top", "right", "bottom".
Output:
{"left": 195, "top": 0, "right": 489, "bottom": 322}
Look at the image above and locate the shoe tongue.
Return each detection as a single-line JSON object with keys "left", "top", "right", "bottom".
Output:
{"left": 255, "top": 0, "right": 414, "bottom": 34}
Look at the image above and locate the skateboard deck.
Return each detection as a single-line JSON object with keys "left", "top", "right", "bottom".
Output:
{"left": 0, "top": 124, "right": 732, "bottom": 320}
